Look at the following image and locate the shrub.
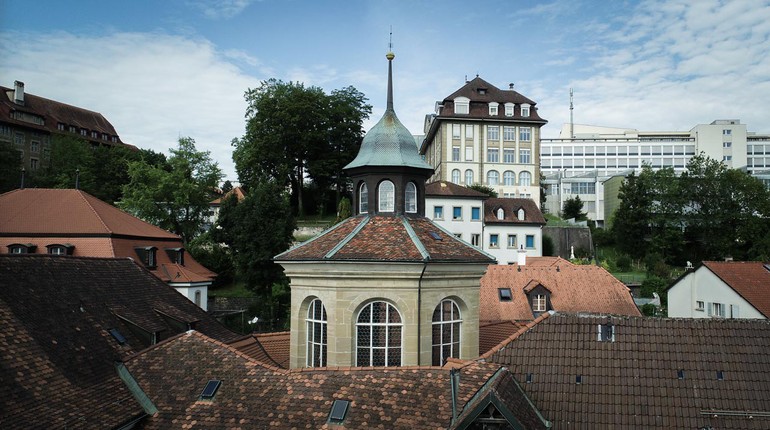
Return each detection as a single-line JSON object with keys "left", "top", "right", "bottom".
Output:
{"left": 542, "top": 235, "right": 555, "bottom": 256}
{"left": 616, "top": 254, "right": 632, "bottom": 272}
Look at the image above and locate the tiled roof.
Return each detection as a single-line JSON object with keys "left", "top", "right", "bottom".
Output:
{"left": 425, "top": 181, "right": 489, "bottom": 198}
{"left": 277, "top": 215, "right": 495, "bottom": 263}
{"left": 484, "top": 198, "right": 546, "bottom": 225}
{"left": 0, "top": 83, "right": 125, "bottom": 144}
{"left": 125, "top": 330, "right": 545, "bottom": 429}
{"left": 0, "top": 255, "right": 237, "bottom": 428}
{"left": 479, "top": 264, "right": 641, "bottom": 322}
{"left": 210, "top": 186, "right": 246, "bottom": 205}
{"left": 478, "top": 320, "right": 528, "bottom": 356}
{"left": 485, "top": 312, "right": 770, "bottom": 429}
{"left": 702, "top": 261, "right": 770, "bottom": 317}
{"left": 438, "top": 77, "right": 546, "bottom": 123}
{"left": 229, "top": 331, "right": 290, "bottom": 369}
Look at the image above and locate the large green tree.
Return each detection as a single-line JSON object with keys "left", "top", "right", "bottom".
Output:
{"left": 561, "top": 195, "right": 587, "bottom": 221}
{"left": 0, "top": 141, "right": 22, "bottom": 193}
{"left": 232, "top": 79, "right": 371, "bottom": 216}
{"left": 121, "top": 137, "right": 222, "bottom": 243}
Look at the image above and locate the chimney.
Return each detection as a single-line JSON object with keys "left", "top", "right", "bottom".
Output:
{"left": 517, "top": 245, "right": 527, "bottom": 266}
{"left": 509, "top": 83, "right": 514, "bottom": 90}
{"left": 13, "top": 80, "right": 25, "bottom": 105}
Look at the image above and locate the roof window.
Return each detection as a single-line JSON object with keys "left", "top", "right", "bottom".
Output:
{"left": 200, "top": 380, "right": 222, "bottom": 400}
{"left": 717, "top": 371, "right": 724, "bottom": 381}
{"left": 575, "top": 375, "right": 582, "bottom": 384}
{"left": 526, "top": 373, "right": 533, "bottom": 384}
{"left": 598, "top": 323, "right": 615, "bottom": 342}
{"left": 677, "top": 369, "right": 685, "bottom": 380}
{"left": 8, "top": 243, "right": 36, "bottom": 254}
{"left": 328, "top": 399, "right": 350, "bottom": 424}
{"left": 109, "top": 328, "right": 127, "bottom": 345}
{"left": 47, "top": 243, "right": 74, "bottom": 256}
{"left": 134, "top": 246, "right": 158, "bottom": 269}
{"left": 498, "top": 288, "right": 512, "bottom": 302}
{"left": 429, "top": 231, "right": 443, "bottom": 241}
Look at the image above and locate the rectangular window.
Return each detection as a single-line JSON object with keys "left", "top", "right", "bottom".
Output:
{"left": 709, "top": 302, "right": 725, "bottom": 318}
{"left": 465, "top": 146, "right": 473, "bottom": 161}
{"left": 525, "top": 235, "right": 535, "bottom": 249}
{"left": 14, "top": 132, "right": 24, "bottom": 146}
{"left": 30, "top": 141, "right": 39, "bottom": 153}
{"left": 519, "top": 149, "right": 531, "bottom": 164}
{"left": 489, "top": 105, "right": 498, "bottom": 116}
{"left": 519, "top": 127, "right": 531, "bottom": 142}
{"left": 471, "top": 207, "right": 481, "bottom": 221}
{"left": 723, "top": 141, "right": 732, "bottom": 148}
{"left": 521, "top": 106, "right": 530, "bottom": 117}
{"left": 696, "top": 301, "right": 705, "bottom": 311}
{"left": 487, "top": 126, "right": 499, "bottom": 141}
{"left": 507, "top": 235, "right": 517, "bottom": 248}
{"left": 452, "top": 124, "right": 461, "bottom": 139}
{"left": 489, "top": 234, "right": 499, "bottom": 248}
{"left": 455, "top": 102, "right": 469, "bottom": 114}
{"left": 723, "top": 129, "right": 732, "bottom": 135}
{"left": 454, "top": 233, "right": 462, "bottom": 239}
{"left": 503, "top": 149, "right": 515, "bottom": 163}
{"left": 723, "top": 155, "right": 732, "bottom": 161}
{"left": 452, "top": 207, "right": 462, "bottom": 220}
{"left": 471, "top": 234, "right": 480, "bottom": 247}
{"left": 452, "top": 146, "right": 460, "bottom": 161}
{"left": 30, "top": 158, "right": 39, "bottom": 170}
{"left": 505, "top": 104, "right": 514, "bottom": 116}
{"left": 487, "top": 148, "right": 499, "bottom": 163}
{"left": 465, "top": 124, "right": 474, "bottom": 139}
{"left": 503, "top": 126, "right": 515, "bottom": 141}
{"left": 533, "top": 295, "right": 546, "bottom": 312}
{"left": 498, "top": 288, "right": 512, "bottom": 302}
{"left": 433, "top": 206, "right": 444, "bottom": 220}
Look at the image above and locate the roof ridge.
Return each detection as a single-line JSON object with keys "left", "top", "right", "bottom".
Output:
{"left": 401, "top": 216, "right": 430, "bottom": 261}
{"left": 324, "top": 215, "right": 370, "bottom": 259}
{"left": 477, "top": 311, "right": 555, "bottom": 360}
{"left": 76, "top": 190, "right": 113, "bottom": 234}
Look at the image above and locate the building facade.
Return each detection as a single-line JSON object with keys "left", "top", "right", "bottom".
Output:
{"left": 0, "top": 80, "right": 131, "bottom": 173}
{"left": 420, "top": 77, "right": 548, "bottom": 205}
{"left": 540, "top": 120, "right": 770, "bottom": 226}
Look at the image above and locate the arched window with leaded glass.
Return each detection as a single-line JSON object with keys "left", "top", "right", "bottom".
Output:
{"left": 378, "top": 180, "right": 395, "bottom": 212}
{"left": 306, "top": 298, "right": 327, "bottom": 367}
{"left": 359, "top": 182, "right": 368, "bottom": 214}
{"left": 405, "top": 182, "right": 417, "bottom": 213}
{"left": 355, "top": 301, "right": 402, "bottom": 367}
{"left": 432, "top": 299, "right": 462, "bottom": 366}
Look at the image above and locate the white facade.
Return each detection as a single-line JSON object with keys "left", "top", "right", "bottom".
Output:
{"left": 541, "top": 120, "right": 770, "bottom": 225}
{"left": 426, "top": 196, "right": 485, "bottom": 246}
{"left": 172, "top": 284, "right": 209, "bottom": 311}
{"left": 483, "top": 223, "right": 542, "bottom": 265}
{"left": 667, "top": 267, "right": 764, "bottom": 319}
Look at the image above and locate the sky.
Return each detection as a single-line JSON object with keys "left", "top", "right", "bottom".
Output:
{"left": 2, "top": 0, "right": 769, "bottom": 182}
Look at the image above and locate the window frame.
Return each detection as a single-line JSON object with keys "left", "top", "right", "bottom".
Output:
{"left": 533, "top": 294, "right": 547, "bottom": 312}
{"left": 433, "top": 206, "right": 444, "bottom": 220}
{"left": 489, "top": 234, "right": 499, "bottom": 248}
{"left": 503, "top": 170, "right": 515, "bottom": 186}
{"left": 355, "top": 301, "right": 403, "bottom": 367}
{"left": 454, "top": 98, "right": 470, "bottom": 115}
{"left": 378, "top": 180, "right": 395, "bottom": 213}
{"left": 487, "top": 170, "right": 499, "bottom": 185}
{"left": 507, "top": 235, "right": 517, "bottom": 248}
{"left": 405, "top": 182, "right": 417, "bottom": 214}
{"left": 452, "top": 206, "right": 462, "bottom": 220}
{"left": 504, "top": 103, "right": 514, "bottom": 117}
{"left": 431, "top": 299, "right": 462, "bottom": 366}
{"left": 519, "top": 149, "right": 531, "bottom": 164}
{"left": 503, "top": 126, "right": 516, "bottom": 141}
{"left": 487, "top": 125, "right": 499, "bottom": 141}
{"left": 519, "top": 127, "right": 531, "bottom": 142}
{"left": 519, "top": 171, "right": 532, "bottom": 187}
{"left": 525, "top": 235, "right": 535, "bottom": 249}
{"left": 451, "top": 169, "right": 461, "bottom": 184}
{"left": 464, "top": 169, "right": 474, "bottom": 186}
{"left": 359, "top": 182, "right": 368, "bottom": 214}
{"left": 487, "top": 148, "right": 499, "bottom": 163}
{"left": 488, "top": 103, "right": 499, "bottom": 116}
{"left": 471, "top": 207, "right": 481, "bottom": 221}
{"left": 306, "top": 298, "right": 328, "bottom": 367}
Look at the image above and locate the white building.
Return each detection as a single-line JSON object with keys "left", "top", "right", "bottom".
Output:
{"left": 667, "top": 261, "right": 770, "bottom": 319}
{"left": 541, "top": 120, "right": 770, "bottom": 226}
{"left": 425, "top": 181, "right": 545, "bottom": 264}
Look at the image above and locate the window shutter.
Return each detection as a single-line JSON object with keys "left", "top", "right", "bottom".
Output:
{"left": 731, "top": 305, "right": 740, "bottom": 318}
{"left": 707, "top": 302, "right": 713, "bottom": 316}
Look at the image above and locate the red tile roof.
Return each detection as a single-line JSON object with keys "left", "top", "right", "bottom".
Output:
{"left": 126, "top": 330, "right": 547, "bottom": 429}
{"left": 229, "top": 331, "right": 291, "bottom": 369}
{"left": 702, "top": 261, "right": 770, "bottom": 317}
{"left": 484, "top": 197, "right": 546, "bottom": 225}
{"left": 210, "top": 186, "right": 246, "bottom": 205}
{"left": 485, "top": 312, "right": 770, "bottom": 429}
{"left": 425, "top": 181, "right": 489, "bottom": 198}
{"left": 277, "top": 215, "right": 495, "bottom": 263}
{"left": 478, "top": 320, "right": 528, "bottom": 356}
{"left": 479, "top": 264, "right": 641, "bottom": 322}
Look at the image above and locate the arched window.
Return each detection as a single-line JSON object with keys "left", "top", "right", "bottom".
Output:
{"left": 378, "top": 180, "right": 395, "bottom": 212}
{"left": 432, "top": 299, "right": 462, "bottom": 366}
{"left": 487, "top": 170, "right": 499, "bottom": 186}
{"left": 519, "top": 171, "right": 532, "bottom": 187}
{"left": 194, "top": 290, "right": 201, "bottom": 307}
{"left": 518, "top": 208, "right": 525, "bottom": 220}
{"left": 405, "top": 182, "right": 417, "bottom": 213}
{"left": 306, "top": 298, "right": 327, "bottom": 367}
{"left": 497, "top": 208, "right": 504, "bottom": 219}
{"left": 451, "top": 169, "right": 461, "bottom": 184}
{"left": 356, "top": 301, "right": 402, "bottom": 367}
{"left": 359, "top": 182, "right": 368, "bottom": 214}
{"left": 464, "top": 170, "right": 474, "bottom": 186}
{"left": 503, "top": 170, "right": 515, "bottom": 186}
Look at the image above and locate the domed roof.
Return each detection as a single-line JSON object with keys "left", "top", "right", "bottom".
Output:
{"left": 344, "top": 52, "right": 433, "bottom": 172}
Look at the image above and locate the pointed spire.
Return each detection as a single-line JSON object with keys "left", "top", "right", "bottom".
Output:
{"left": 386, "top": 51, "right": 395, "bottom": 111}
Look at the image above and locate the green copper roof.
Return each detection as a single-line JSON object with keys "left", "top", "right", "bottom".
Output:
{"left": 344, "top": 52, "right": 433, "bottom": 172}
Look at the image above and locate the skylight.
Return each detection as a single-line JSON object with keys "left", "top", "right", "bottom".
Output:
{"left": 328, "top": 399, "right": 350, "bottom": 423}
{"left": 200, "top": 380, "right": 222, "bottom": 400}
{"left": 498, "top": 288, "right": 512, "bottom": 302}
{"left": 108, "top": 328, "right": 127, "bottom": 345}
{"left": 429, "top": 231, "right": 443, "bottom": 241}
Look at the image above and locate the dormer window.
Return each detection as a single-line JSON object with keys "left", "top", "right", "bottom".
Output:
{"left": 488, "top": 102, "right": 499, "bottom": 116}
{"left": 533, "top": 294, "right": 547, "bottom": 312}
{"left": 517, "top": 208, "right": 525, "bottom": 220}
{"left": 405, "top": 182, "right": 417, "bottom": 213}
{"left": 477, "top": 88, "right": 487, "bottom": 95}
{"left": 135, "top": 246, "right": 158, "bottom": 269}
{"left": 47, "top": 244, "right": 74, "bottom": 256}
{"left": 497, "top": 208, "right": 504, "bottom": 219}
{"left": 165, "top": 247, "right": 185, "bottom": 265}
{"left": 598, "top": 323, "right": 615, "bottom": 342}
{"left": 359, "top": 182, "right": 369, "bottom": 213}
{"left": 504, "top": 103, "right": 514, "bottom": 117}
{"left": 454, "top": 97, "right": 470, "bottom": 114}
{"left": 526, "top": 284, "right": 551, "bottom": 315}
{"left": 521, "top": 104, "right": 530, "bottom": 117}
{"left": 8, "top": 243, "right": 36, "bottom": 254}
{"left": 378, "top": 180, "right": 395, "bottom": 212}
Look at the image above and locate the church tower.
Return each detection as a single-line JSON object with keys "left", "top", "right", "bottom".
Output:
{"left": 276, "top": 49, "right": 495, "bottom": 369}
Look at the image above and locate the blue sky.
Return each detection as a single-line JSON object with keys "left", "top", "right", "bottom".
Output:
{"left": 2, "top": 0, "right": 770, "bottom": 182}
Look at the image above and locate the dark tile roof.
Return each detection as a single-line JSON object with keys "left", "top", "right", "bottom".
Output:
{"left": 484, "top": 198, "right": 546, "bottom": 225}
{"left": 0, "top": 255, "right": 237, "bottom": 428}
{"left": 0, "top": 83, "right": 125, "bottom": 144}
{"left": 702, "top": 261, "right": 770, "bottom": 317}
{"left": 479, "top": 264, "right": 641, "bottom": 322}
{"left": 126, "top": 330, "right": 545, "bottom": 429}
{"left": 425, "top": 181, "right": 489, "bottom": 199}
{"left": 438, "top": 77, "right": 546, "bottom": 123}
{"left": 485, "top": 312, "right": 770, "bottom": 429}
{"left": 277, "top": 215, "right": 495, "bottom": 263}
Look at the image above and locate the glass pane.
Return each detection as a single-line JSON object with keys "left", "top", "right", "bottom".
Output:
{"left": 388, "top": 305, "right": 401, "bottom": 323}
{"left": 452, "top": 341, "right": 460, "bottom": 358}
{"left": 442, "top": 301, "right": 452, "bottom": 321}
{"left": 372, "top": 326, "right": 386, "bottom": 347}
{"left": 432, "top": 345, "right": 441, "bottom": 366}
{"left": 358, "top": 304, "right": 371, "bottom": 323}
{"left": 389, "top": 326, "right": 401, "bottom": 346}
{"left": 357, "top": 347, "right": 370, "bottom": 367}
{"left": 432, "top": 324, "right": 441, "bottom": 344}
{"left": 387, "top": 347, "right": 401, "bottom": 367}
{"left": 442, "top": 324, "right": 451, "bottom": 343}
{"left": 372, "top": 348, "right": 386, "bottom": 366}
{"left": 313, "top": 322, "right": 322, "bottom": 342}
{"left": 432, "top": 305, "right": 441, "bottom": 322}
{"left": 357, "top": 326, "right": 370, "bottom": 347}
{"left": 372, "top": 302, "right": 387, "bottom": 323}
{"left": 453, "top": 322, "right": 461, "bottom": 341}
{"left": 313, "top": 344, "right": 321, "bottom": 366}
{"left": 443, "top": 345, "right": 451, "bottom": 362}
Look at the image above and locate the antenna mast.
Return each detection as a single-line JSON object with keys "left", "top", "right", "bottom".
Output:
{"left": 569, "top": 88, "right": 574, "bottom": 139}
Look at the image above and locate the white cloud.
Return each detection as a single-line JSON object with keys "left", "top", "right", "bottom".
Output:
{"left": 189, "top": 0, "right": 256, "bottom": 19}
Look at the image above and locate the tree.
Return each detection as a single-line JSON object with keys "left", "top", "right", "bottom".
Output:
{"left": 561, "top": 196, "right": 587, "bottom": 221}
{"left": 221, "top": 180, "right": 234, "bottom": 194}
{"left": 0, "top": 141, "right": 21, "bottom": 193}
{"left": 121, "top": 137, "right": 222, "bottom": 243}
{"left": 468, "top": 184, "right": 497, "bottom": 197}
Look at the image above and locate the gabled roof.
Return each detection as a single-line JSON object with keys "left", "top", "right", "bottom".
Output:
{"left": 479, "top": 264, "right": 641, "bottom": 322}
{"left": 484, "top": 198, "right": 546, "bottom": 225}
{"left": 485, "top": 313, "right": 770, "bottom": 429}
{"left": 444, "top": 77, "right": 536, "bottom": 106}
{"left": 276, "top": 215, "right": 495, "bottom": 263}
{"left": 228, "top": 331, "right": 290, "bottom": 369}
{"left": 702, "top": 261, "right": 770, "bottom": 317}
{"left": 124, "top": 330, "right": 543, "bottom": 429}
{"left": 0, "top": 188, "right": 177, "bottom": 238}
{"left": 425, "top": 181, "right": 490, "bottom": 199}
{"left": 0, "top": 255, "right": 237, "bottom": 428}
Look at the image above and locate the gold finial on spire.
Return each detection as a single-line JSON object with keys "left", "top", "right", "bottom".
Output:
{"left": 386, "top": 26, "right": 395, "bottom": 60}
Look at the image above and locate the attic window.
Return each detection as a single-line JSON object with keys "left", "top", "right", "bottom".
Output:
{"left": 498, "top": 288, "right": 512, "bottom": 302}
{"left": 716, "top": 371, "right": 724, "bottom": 381}
{"left": 496, "top": 208, "right": 504, "bottom": 219}
{"left": 47, "top": 244, "right": 74, "bottom": 256}
{"left": 533, "top": 294, "right": 547, "bottom": 312}
{"left": 165, "top": 247, "right": 185, "bottom": 265}
{"left": 134, "top": 246, "right": 158, "bottom": 269}
{"left": 677, "top": 369, "right": 685, "bottom": 380}
{"left": 328, "top": 399, "right": 350, "bottom": 424}
{"left": 576, "top": 375, "right": 582, "bottom": 384}
{"left": 526, "top": 373, "right": 533, "bottom": 384}
{"left": 200, "top": 380, "right": 222, "bottom": 400}
{"left": 521, "top": 104, "right": 530, "bottom": 117}
{"left": 598, "top": 323, "right": 615, "bottom": 342}
{"left": 8, "top": 243, "right": 36, "bottom": 254}
{"left": 109, "top": 328, "right": 127, "bottom": 345}
{"left": 429, "top": 231, "right": 443, "bottom": 241}
{"left": 517, "top": 208, "right": 525, "bottom": 221}
{"left": 477, "top": 88, "right": 487, "bottom": 95}
{"left": 454, "top": 97, "right": 469, "bottom": 115}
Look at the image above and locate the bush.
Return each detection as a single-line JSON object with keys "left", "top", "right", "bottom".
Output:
{"left": 592, "top": 228, "right": 615, "bottom": 247}
{"left": 640, "top": 276, "right": 667, "bottom": 299}
{"left": 616, "top": 254, "right": 632, "bottom": 272}
{"left": 641, "top": 303, "right": 658, "bottom": 317}
{"left": 542, "top": 235, "right": 555, "bottom": 256}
